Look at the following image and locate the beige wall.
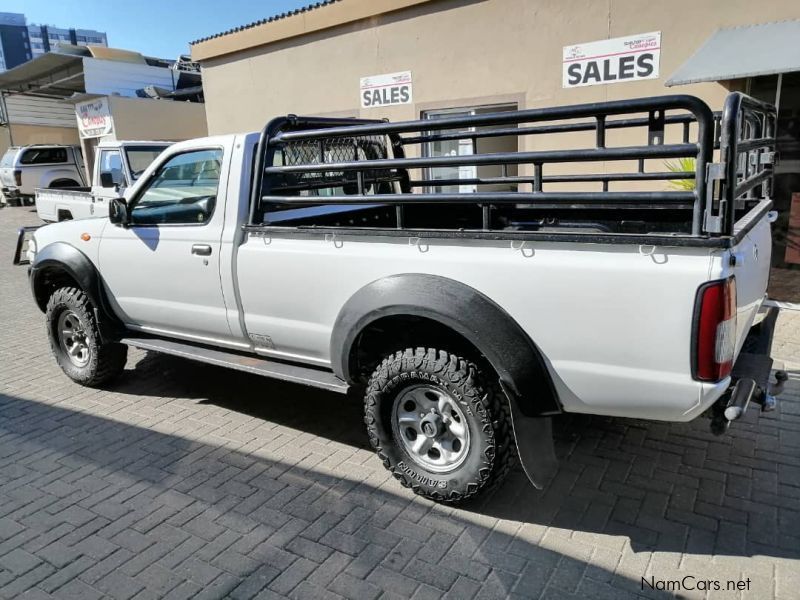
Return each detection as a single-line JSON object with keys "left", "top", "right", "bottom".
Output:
{"left": 0, "top": 124, "right": 80, "bottom": 158}
{"left": 197, "top": 0, "right": 800, "bottom": 137}
{"left": 107, "top": 96, "right": 207, "bottom": 141}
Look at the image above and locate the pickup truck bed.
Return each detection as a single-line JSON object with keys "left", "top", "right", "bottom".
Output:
{"left": 17, "top": 92, "right": 783, "bottom": 503}
{"left": 35, "top": 187, "right": 92, "bottom": 222}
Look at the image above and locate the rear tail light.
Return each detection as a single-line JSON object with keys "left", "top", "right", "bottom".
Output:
{"left": 13, "top": 169, "right": 21, "bottom": 186}
{"left": 693, "top": 277, "right": 737, "bottom": 382}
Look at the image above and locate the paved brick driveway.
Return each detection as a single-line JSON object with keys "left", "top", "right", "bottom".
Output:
{"left": 0, "top": 205, "right": 798, "bottom": 600}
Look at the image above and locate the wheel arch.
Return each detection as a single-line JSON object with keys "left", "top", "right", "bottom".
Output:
{"left": 330, "top": 273, "right": 561, "bottom": 418}
{"left": 30, "top": 242, "right": 122, "bottom": 341}
{"left": 49, "top": 178, "right": 80, "bottom": 189}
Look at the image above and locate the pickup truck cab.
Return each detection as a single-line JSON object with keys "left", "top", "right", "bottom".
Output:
{"left": 35, "top": 140, "right": 170, "bottom": 222}
{"left": 15, "top": 92, "right": 785, "bottom": 503}
{"left": 0, "top": 144, "right": 85, "bottom": 205}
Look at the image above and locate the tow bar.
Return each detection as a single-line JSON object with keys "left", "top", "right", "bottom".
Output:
{"left": 709, "top": 305, "right": 786, "bottom": 435}
{"left": 710, "top": 369, "right": 786, "bottom": 435}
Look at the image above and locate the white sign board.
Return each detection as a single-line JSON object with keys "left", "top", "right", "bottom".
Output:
{"left": 360, "top": 71, "right": 413, "bottom": 108}
{"left": 76, "top": 97, "right": 113, "bottom": 138}
{"left": 563, "top": 31, "right": 660, "bottom": 88}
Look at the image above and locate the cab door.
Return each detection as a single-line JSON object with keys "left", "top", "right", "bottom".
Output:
{"left": 98, "top": 144, "right": 235, "bottom": 345}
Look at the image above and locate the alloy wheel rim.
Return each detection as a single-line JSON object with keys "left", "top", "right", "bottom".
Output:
{"left": 57, "top": 310, "right": 90, "bottom": 368}
{"left": 392, "top": 384, "right": 470, "bottom": 473}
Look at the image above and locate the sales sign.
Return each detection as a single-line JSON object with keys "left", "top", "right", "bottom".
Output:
{"left": 76, "top": 97, "right": 113, "bottom": 138}
{"left": 360, "top": 71, "right": 413, "bottom": 108}
{"left": 563, "top": 32, "right": 661, "bottom": 88}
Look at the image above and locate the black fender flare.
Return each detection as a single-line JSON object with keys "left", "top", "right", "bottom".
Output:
{"left": 331, "top": 273, "right": 560, "bottom": 416}
{"left": 330, "top": 273, "right": 560, "bottom": 487}
{"left": 30, "top": 242, "right": 121, "bottom": 341}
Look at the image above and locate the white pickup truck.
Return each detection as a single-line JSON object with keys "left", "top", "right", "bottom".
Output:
{"left": 35, "top": 140, "right": 170, "bottom": 222}
{"left": 14, "top": 92, "right": 786, "bottom": 502}
{"left": 0, "top": 144, "right": 85, "bottom": 205}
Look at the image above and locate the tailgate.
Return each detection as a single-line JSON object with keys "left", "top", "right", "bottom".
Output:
{"left": 730, "top": 209, "right": 772, "bottom": 355}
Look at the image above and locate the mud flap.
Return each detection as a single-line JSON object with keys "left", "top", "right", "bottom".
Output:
{"left": 500, "top": 381, "right": 559, "bottom": 489}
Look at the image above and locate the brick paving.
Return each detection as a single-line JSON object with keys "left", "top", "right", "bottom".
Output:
{"left": 769, "top": 268, "right": 800, "bottom": 304}
{"left": 0, "top": 205, "right": 799, "bottom": 599}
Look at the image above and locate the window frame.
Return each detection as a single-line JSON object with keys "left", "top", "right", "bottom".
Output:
{"left": 126, "top": 146, "right": 225, "bottom": 228}
{"left": 421, "top": 102, "right": 519, "bottom": 194}
{"left": 97, "top": 149, "right": 125, "bottom": 188}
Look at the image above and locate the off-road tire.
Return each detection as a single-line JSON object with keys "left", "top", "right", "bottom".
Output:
{"left": 45, "top": 287, "right": 127, "bottom": 386}
{"left": 364, "top": 347, "right": 515, "bottom": 503}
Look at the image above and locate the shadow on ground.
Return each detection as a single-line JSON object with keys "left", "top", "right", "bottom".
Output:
{"left": 0, "top": 386, "right": 680, "bottom": 599}
{"left": 106, "top": 351, "right": 800, "bottom": 563}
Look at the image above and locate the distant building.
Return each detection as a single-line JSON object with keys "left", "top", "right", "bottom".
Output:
{"left": 0, "top": 11, "right": 107, "bottom": 72}
{"left": 28, "top": 24, "right": 108, "bottom": 59}
{"left": 0, "top": 13, "right": 29, "bottom": 72}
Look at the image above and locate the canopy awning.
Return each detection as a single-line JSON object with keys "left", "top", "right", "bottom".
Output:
{"left": 0, "top": 53, "right": 84, "bottom": 98}
{"left": 666, "top": 20, "right": 800, "bottom": 86}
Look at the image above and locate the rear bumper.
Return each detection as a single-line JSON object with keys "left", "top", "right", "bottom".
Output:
{"left": 2, "top": 187, "right": 32, "bottom": 206}
{"left": 2, "top": 187, "right": 21, "bottom": 200}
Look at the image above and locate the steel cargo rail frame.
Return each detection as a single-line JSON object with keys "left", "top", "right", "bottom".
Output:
{"left": 249, "top": 93, "right": 775, "bottom": 243}
{"left": 708, "top": 93, "right": 777, "bottom": 235}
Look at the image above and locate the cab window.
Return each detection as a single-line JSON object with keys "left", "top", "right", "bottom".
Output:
{"left": 98, "top": 150, "right": 124, "bottom": 187}
{"left": 126, "top": 146, "right": 169, "bottom": 180}
{"left": 130, "top": 149, "right": 222, "bottom": 225}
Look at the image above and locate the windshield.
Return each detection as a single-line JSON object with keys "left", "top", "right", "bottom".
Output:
{"left": 0, "top": 148, "right": 18, "bottom": 168}
{"left": 125, "top": 145, "right": 170, "bottom": 180}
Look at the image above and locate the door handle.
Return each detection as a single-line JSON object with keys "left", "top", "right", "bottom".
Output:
{"left": 191, "top": 244, "right": 212, "bottom": 256}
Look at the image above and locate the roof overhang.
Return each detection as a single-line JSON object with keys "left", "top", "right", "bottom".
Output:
{"left": 191, "top": 0, "right": 435, "bottom": 62}
{"left": 0, "top": 53, "right": 85, "bottom": 98}
{"left": 666, "top": 19, "right": 800, "bottom": 86}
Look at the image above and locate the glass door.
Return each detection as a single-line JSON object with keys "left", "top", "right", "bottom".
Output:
{"left": 423, "top": 109, "right": 477, "bottom": 193}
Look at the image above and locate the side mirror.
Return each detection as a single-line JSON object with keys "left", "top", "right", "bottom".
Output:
{"left": 99, "top": 171, "right": 116, "bottom": 188}
{"left": 108, "top": 198, "right": 129, "bottom": 226}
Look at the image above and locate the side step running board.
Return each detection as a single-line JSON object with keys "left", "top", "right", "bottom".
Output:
{"left": 121, "top": 337, "right": 349, "bottom": 394}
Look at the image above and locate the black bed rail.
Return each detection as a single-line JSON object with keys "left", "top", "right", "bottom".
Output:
{"left": 252, "top": 92, "right": 773, "bottom": 239}
{"left": 706, "top": 93, "right": 777, "bottom": 234}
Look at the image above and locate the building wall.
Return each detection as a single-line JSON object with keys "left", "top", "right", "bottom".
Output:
{"left": 107, "top": 96, "right": 207, "bottom": 141}
{"left": 0, "top": 123, "right": 79, "bottom": 157}
{"left": 198, "top": 0, "right": 800, "bottom": 136}
{"left": 4, "top": 94, "right": 76, "bottom": 128}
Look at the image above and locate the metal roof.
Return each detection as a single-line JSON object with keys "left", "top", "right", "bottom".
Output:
{"left": 666, "top": 20, "right": 800, "bottom": 86}
{"left": 190, "top": 1, "right": 340, "bottom": 45}
{"left": 0, "top": 53, "right": 85, "bottom": 98}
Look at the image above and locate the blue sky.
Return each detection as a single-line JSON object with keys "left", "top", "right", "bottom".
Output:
{"left": 3, "top": 0, "right": 316, "bottom": 59}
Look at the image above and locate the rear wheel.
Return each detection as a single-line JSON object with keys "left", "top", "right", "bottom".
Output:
{"left": 46, "top": 287, "right": 127, "bottom": 386}
{"left": 364, "top": 347, "right": 514, "bottom": 503}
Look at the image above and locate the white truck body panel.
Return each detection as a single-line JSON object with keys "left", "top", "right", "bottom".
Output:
{"left": 35, "top": 188, "right": 95, "bottom": 223}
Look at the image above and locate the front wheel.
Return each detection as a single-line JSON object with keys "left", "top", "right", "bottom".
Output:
{"left": 46, "top": 287, "right": 127, "bottom": 386}
{"left": 364, "top": 348, "right": 514, "bottom": 503}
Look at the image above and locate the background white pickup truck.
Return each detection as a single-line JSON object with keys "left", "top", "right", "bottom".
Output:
{"left": 0, "top": 144, "right": 85, "bottom": 205}
{"left": 16, "top": 92, "right": 785, "bottom": 503}
{"left": 35, "top": 140, "right": 170, "bottom": 222}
